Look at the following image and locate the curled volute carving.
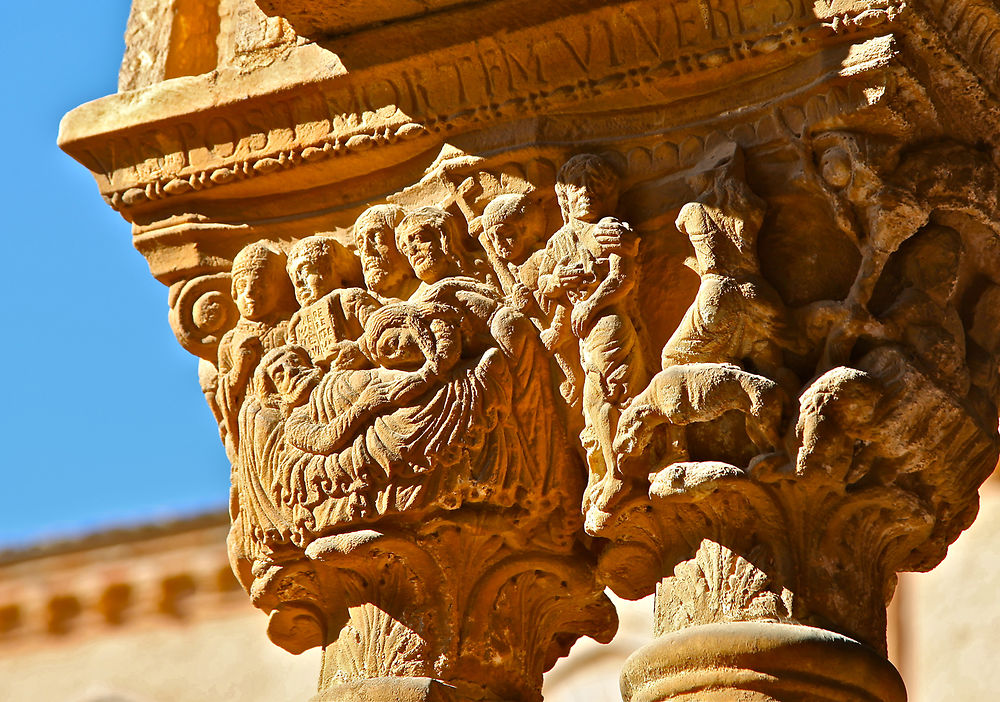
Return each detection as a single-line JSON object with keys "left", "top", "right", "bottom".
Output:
{"left": 168, "top": 273, "right": 239, "bottom": 362}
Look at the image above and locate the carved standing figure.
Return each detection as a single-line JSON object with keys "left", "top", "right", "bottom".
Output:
{"left": 538, "top": 154, "right": 645, "bottom": 504}
{"left": 216, "top": 242, "right": 293, "bottom": 459}
{"left": 286, "top": 235, "right": 381, "bottom": 368}
{"left": 395, "top": 204, "right": 582, "bottom": 503}
{"left": 482, "top": 194, "right": 582, "bottom": 409}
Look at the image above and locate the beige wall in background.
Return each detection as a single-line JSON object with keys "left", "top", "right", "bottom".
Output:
{"left": 0, "top": 615, "right": 318, "bottom": 702}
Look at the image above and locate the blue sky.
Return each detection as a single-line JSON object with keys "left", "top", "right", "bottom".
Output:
{"left": 0, "top": 3, "right": 229, "bottom": 547}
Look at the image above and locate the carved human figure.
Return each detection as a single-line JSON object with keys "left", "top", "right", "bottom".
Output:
{"left": 659, "top": 171, "right": 797, "bottom": 381}
{"left": 804, "top": 225, "right": 969, "bottom": 397}
{"left": 538, "top": 154, "right": 645, "bottom": 501}
{"left": 482, "top": 194, "right": 582, "bottom": 408}
{"left": 805, "top": 134, "right": 930, "bottom": 370}
{"left": 395, "top": 206, "right": 490, "bottom": 295}
{"left": 229, "top": 344, "right": 322, "bottom": 566}
{"left": 877, "top": 225, "right": 968, "bottom": 396}
{"left": 216, "top": 242, "right": 293, "bottom": 458}
{"left": 284, "top": 302, "right": 459, "bottom": 458}
{"left": 285, "top": 235, "right": 381, "bottom": 368}
{"left": 395, "top": 204, "right": 582, "bottom": 506}
{"left": 354, "top": 204, "right": 419, "bottom": 302}
{"left": 261, "top": 301, "right": 524, "bottom": 534}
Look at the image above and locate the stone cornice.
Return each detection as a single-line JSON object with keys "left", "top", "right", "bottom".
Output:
{"left": 59, "top": 0, "right": 907, "bottom": 220}
{"left": 0, "top": 511, "right": 244, "bottom": 650}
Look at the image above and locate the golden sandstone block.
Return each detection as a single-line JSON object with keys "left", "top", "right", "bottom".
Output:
{"left": 61, "top": 1, "right": 1000, "bottom": 699}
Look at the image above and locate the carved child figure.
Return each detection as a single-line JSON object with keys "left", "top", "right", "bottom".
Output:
{"left": 216, "top": 241, "right": 294, "bottom": 458}
{"left": 538, "top": 154, "right": 645, "bottom": 495}
{"left": 285, "top": 235, "right": 381, "bottom": 369}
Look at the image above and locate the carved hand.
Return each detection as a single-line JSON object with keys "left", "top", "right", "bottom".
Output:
{"left": 506, "top": 281, "right": 534, "bottom": 312}
{"left": 571, "top": 301, "right": 595, "bottom": 338}
{"left": 557, "top": 263, "right": 588, "bottom": 290}
{"left": 233, "top": 336, "right": 263, "bottom": 382}
{"left": 236, "top": 335, "right": 263, "bottom": 360}
{"left": 355, "top": 378, "right": 393, "bottom": 411}
{"left": 595, "top": 218, "right": 638, "bottom": 256}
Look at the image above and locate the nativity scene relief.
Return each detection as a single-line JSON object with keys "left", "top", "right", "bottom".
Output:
{"left": 189, "top": 141, "right": 1000, "bottom": 701}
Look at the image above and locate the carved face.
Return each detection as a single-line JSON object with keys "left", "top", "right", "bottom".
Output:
{"left": 373, "top": 326, "right": 425, "bottom": 371}
{"left": 487, "top": 220, "right": 528, "bottom": 265}
{"left": 233, "top": 265, "right": 280, "bottom": 321}
{"left": 397, "top": 221, "right": 450, "bottom": 283}
{"left": 289, "top": 255, "right": 339, "bottom": 307}
{"left": 819, "top": 147, "right": 853, "bottom": 190}
{"left": 357, "top": 223, "right": 404, "bottom": 294}
{"left": 564, "top": 181, "right": 617, "bottom": 224}
{"left": 266, "top": 348, "right": 320, "bottom": 408}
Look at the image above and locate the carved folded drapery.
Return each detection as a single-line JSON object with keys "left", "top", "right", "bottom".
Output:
{"left": 61, "top": 0, "right": 1000, "bottom": 700}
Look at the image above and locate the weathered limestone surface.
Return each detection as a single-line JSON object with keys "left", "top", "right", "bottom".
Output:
{"left": 61, "top": 0, "right": 1000, "bottom": 700}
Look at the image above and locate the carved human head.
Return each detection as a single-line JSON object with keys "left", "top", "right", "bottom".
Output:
{"left": 901, "top": 225, "right": 962, "bottom": 303}
{"left": 255, "top": 345, "right": 321, "bottom": 413}
{"left": 482, "top": 194, "right": 533, "bottom": 265}
{"left": 287, "top": 236, "right": 341, "bottom": 308}
{"left": 556, "top": 154, "right": 620, "bottom": 225}
{"left": 360, "top": 302, "right": 459, "bottom": 373}
{"left": 354, "top": 204, "right": 413, "bottom": 298}
{"left": 396, "top": 207, "right": 466, "bottom": 284}
{"left": 231, "top": 242, "right": 290, "bottom": 322}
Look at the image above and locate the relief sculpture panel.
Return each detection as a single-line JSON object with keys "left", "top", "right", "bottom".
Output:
{"left": 203, "top": 174, "right": 630, "bottom": 701}
{"left": 179, "top": 132, "right": 1000, "bottom": 701}
{"left": 60, "top": 2, "right": 1000, "bottom": 699}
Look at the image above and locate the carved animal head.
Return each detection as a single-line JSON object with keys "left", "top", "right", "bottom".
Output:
{"left": 613, "top": 403, "right": 659, "bottom": 457}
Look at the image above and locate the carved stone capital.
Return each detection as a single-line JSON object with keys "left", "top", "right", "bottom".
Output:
{"left": 61, "top": 0, "right": 1000, "bottom": 700}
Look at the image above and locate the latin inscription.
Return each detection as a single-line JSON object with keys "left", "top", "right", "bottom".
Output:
{"left": 92, "top": 0, "right": 818, "bottom": 191}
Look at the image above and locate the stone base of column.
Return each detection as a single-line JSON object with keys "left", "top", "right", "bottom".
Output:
{"left": 310, "top": 678, "right": 456, "bottom": 702}
{"left": 620, "top": 622, "right": 906, "bottom": 702}
{"left": 310, "top": 677, "right": 521, "bottom": 702}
